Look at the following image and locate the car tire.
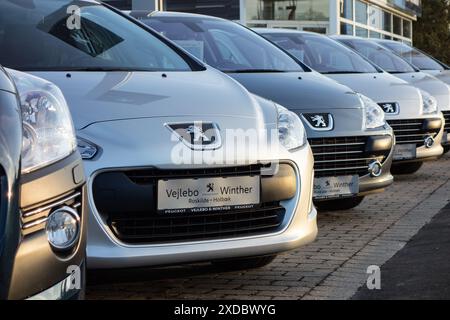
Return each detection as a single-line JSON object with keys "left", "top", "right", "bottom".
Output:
{"left": 391, "top": 162, "right": 423, "bottom": 175}
{"left": 315, "top": 196, "right": 365, "bottom": 211}
{"left": 443, "top": 145, "right": 450, "bottom": 154}
{"left": 212, "top": 255, "right": 277, "bottom": 271}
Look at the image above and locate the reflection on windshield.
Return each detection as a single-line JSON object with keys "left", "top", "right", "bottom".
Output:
{"left": 139, "top": 16, "right": 304, "bottom": 73}
{"left": 338, "top": 39, "right": 416, "bottom": 73}
{"left": 0, "top": 0, "right": 193, "bottom": 72}
{"left": 382, "top": 42, "right": 444, "bottom": 71}
{"left": 261, "top": 32, "right": 379, "bottom": 74}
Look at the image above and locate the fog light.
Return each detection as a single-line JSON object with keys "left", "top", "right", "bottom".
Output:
{"left": 424, "top": 136, "right": 435, "bottom": 148}
{"left": 46, "top": 207, "right": 80, "bottom": 251}
{"left": 368, "top": 160, "right": 382, "bottom": 177}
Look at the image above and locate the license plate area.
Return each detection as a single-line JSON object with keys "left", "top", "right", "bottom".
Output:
{"left": 157, "top": 176, "right": 260, "bottom": 214}
{"left": 313, "top": 175, "right": 359, "bottom": 199}
{"left": 393, "top": 143, "right": 417, "bottom": 160}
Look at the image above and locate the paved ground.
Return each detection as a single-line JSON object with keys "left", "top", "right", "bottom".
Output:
{"left": 87, "top": 154, "right": 450, "bottom": 300}
{"left": 353, "top": 200, "right": 450, "bottom": 300}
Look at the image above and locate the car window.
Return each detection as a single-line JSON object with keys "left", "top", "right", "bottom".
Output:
{"left": 261, "top": 33, "right": 379, "bottom": 74}
{"left": 0, "top": 0, "right": 194, "bottom": 72}
{"left": 139, "top": 16, "right": 304, "bottom": 73}
{"left": 339, "top": 39, "right": 416, "bottom": 73}
{"left": 381, "top": 42, "right": 444, "bottom": 71}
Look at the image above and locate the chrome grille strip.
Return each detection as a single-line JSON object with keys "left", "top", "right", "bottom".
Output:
{"left": 22, "top": 191, "right": 81, "bottom": 218}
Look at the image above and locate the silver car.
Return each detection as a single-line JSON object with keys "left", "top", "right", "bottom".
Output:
{"left": 374, "top": 39, "right": 450, "bottom": 86}
{"left": 258, "top": 29, "right": 444, "bottom": 175}
{"left": 130, "top": 11, "right": 394, "bottom": 211}
{"left": 332, "top": 36, "right": 450, "bottom": 153}
{"left": 0, "top": 0, "right": 317, "bottom": 270}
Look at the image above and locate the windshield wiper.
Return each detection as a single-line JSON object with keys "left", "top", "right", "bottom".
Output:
{"left": 224, "top": 69, "right": 288, "bottom": 73}
{"left": 321, "top": 71, "right": 368, "bottom": 74}
{"left": 62, "top": 67, "right": 161, "bottom": 72}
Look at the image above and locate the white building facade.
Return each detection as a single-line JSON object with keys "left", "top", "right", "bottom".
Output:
{"left": 106, "top": 0, "right": 421, "bottom": 44}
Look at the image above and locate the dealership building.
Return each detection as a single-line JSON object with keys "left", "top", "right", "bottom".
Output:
{"left": 107, "top": 0, "right": 422, "bottom": 44}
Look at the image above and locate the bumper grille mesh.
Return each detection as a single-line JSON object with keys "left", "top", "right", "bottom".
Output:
{"left": 387, "top": 119, "right": 440, "bottom": 146}
{"left": 309, "top": 136, "right": 388, "bottom": 178}
{"left": 442, "top": 111, "right": 450, "bottom": 132}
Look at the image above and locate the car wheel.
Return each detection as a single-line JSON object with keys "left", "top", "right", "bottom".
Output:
{"left": 391, "top": 162, "right": 423, "bottom": 175}
{"left": 315, "top": 196, "right": 365, "bottom": 211}
{"left": 443, "top": 145, "right": 450, "bottom": 154}
{"left": 212, "top": 255, "right": 277, "bottom": 271}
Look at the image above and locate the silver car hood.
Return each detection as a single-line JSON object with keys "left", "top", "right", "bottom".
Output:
{"left": 423, "top": 70, "right": 450, "bottom": 86}
{"left": 394, "top": 72, "right": 450, "bottom": 111}
{"left": 327, "top": 72, "right": 423, "bottom": 118}
{"left": 30, "top": 68, "right": 267, "bottom": 130}
{"left": 228, "top": 71, "right": 361, "bottom": 110}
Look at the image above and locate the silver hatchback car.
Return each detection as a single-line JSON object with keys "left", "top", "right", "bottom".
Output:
{"left": 333, "top": 36, "right": 450, "bottom": 153}
{"left": 136, "top": 11, "right": 395, "bottom": 211}
{"left": 258, "top": 29, "right": 444, "bottom": 175}
{"left": 0, "top": 0, "right": 317, "bottom": 270}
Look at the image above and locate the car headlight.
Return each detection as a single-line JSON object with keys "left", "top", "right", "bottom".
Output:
{"left": 358, "top": 94, "right": 386, "bottom": 129}
{"left": 9, "top": 70, "right": 76, "bottom": 173}
{"left": 277, "top": 104, "right": 306, "bottom": 150}
{"left": 46, "top": 207, "right": 80, "bottom": 251}
{"left": 420, "top": 89, "right": 438, "bottom": 114}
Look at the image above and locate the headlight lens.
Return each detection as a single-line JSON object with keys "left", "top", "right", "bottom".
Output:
{"left": 46, "top": 207, "right": 80, "bottom": 251}
{"left": 9, "top": 70, "right": 76, "bottom": 173}
{"left": 359, "top": 94, "right": 386, "bottom": 129}
{"left": 277, "top": 104, "right": 306, "bottom": 150}
{"left": 420, "top": 89, "right": 438, "bottom": 114}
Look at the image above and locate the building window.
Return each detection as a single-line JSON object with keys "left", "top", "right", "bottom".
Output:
{"left": 383, "top": 34, "right": 392, "bottom": 40}
{"left": 403, "top": 19, "right": 412, "bottom": 38}
{"left": 368, "top": 5, "right": 382, "bottom": 29}
{"left": 164, "top": 0, "right": 240, "bottom": 20}
{"left": 103, "top": 0, "right": 132, "bottom": 10}
{"left": 340, "top": 0, "right": 353, "bottom": 20}
{"left": 393, "top": 15, "right": 402, "bottom": 35}
{"left": 303, "top": 27, "right": 327, "bottom": 34}
{"left": 355, "top": 26, "right": 368, "bottom": 38}
{"left": 369, "top": 30, "right": 381, "bottom": 38}
{"left": 340, "top": 22, "right": 353, "bottom": 35}
{"left": 383, "top": 11, "right": 392, "bottom": 32}
{"left": 246, "top": 0, "right": 329, "bottom": 22}
{"left": 355, "top": 0, "right": 368, "bottom": 25}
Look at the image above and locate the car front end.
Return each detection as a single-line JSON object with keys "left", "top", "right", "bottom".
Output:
{"left": 4, "top": 70, "right": 86, "bottom": 300}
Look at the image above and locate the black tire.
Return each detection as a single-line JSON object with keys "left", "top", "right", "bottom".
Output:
{"left": 315, "top": 196, "right": 365, "bottom": 211}
{"left": 443, "top": 145, "right": 450, "bottom": 154}
{"left": 391, "top": 162, "right": 423, "bottom": 175}
{"left": 212, "top": 255, "right": 277, "bottom": 271}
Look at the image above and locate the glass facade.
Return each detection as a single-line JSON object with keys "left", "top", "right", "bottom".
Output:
{"left": 246, "top": 0, "right": 329, "bottom": 21}
{"left": 103, "top": 0, "right": 419, "bottom": 43}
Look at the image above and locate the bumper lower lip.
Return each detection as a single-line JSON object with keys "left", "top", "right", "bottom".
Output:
{"left": 27, "top": 265, "right": 83, "bottom": 300}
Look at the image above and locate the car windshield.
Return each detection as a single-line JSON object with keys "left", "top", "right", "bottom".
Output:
{"left": 337, "top": 39, "right": 416, "bottom": 73}
{"left": 0, "top": 0, "right": 194, "bottom": 72}
{"left": 260, "top": 32, "right": 379, "bottom": 74}
{"left": 138, "top": 15, "right": 304, "bottom": 73}
{"left": 380, "top": 41, "right": 445, "bottom": 71}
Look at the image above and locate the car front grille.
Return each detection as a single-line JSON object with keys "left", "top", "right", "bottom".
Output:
{"left": 309, "top": 136, "right": 388, "bottom": 178}
{"left": 110, "top": 203, "right": 285, "bottom": 244}
{"left": 387, "top": 119, "right": 440, "bottom": 146}
{"left": 93, "top": 165, "right": 287, "bottom": 245}
{"left": 21, "top": 190, "right": 83, "bottom": 236}
{"left": 442, "top": 111, "right": 450, "bottom": 132}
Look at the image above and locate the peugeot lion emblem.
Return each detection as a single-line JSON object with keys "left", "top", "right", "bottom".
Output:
{"left": 302, "top": 113, "right": 334, "bottom": 131}
{"left": 165, "top": 121, "right": 222, "bottom": 150}
{"left": 379, "top": 102, "right": 399, "bottom": 115}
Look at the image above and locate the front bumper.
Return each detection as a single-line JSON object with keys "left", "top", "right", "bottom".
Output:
{"left": 27, "top": 262, "right": 84, "bottom": 300}
{"left": 85, "top": 146, "right": 317, "bottom": 269}
{"left": 389, "top": 116, "right": 444, "bottom": 163}
{"left": 7, "top": 152, "right": 87, "bottom": 300}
